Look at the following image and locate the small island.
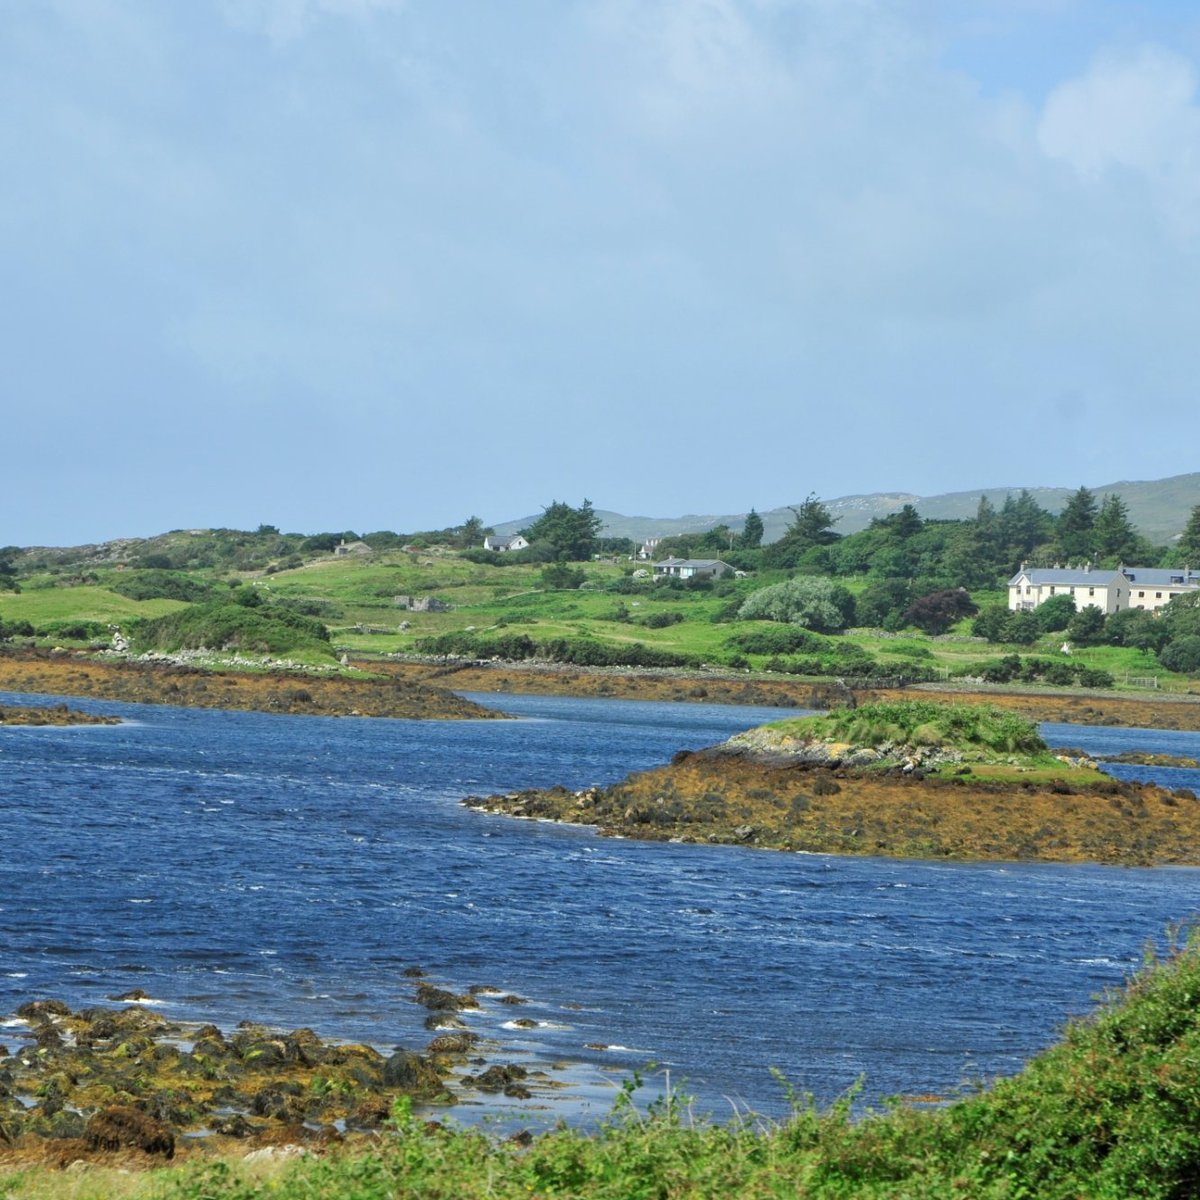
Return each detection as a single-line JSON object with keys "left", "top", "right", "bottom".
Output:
{"left": 0, "top": 703, "right": 121, "bottom": 727}
{"left": 465, "top": 701, "right": 1200, "bottom": 866}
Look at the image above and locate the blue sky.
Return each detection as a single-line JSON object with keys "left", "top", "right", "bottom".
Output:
{"left": 4, "top": 0, "right": 1200, "bottom": 546}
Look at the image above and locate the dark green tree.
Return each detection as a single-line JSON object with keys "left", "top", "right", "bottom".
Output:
{"left": 761, "top": 494, "right": 838, "bottom": 568}
{"left": 522, "top": 500, "right": 603, "bottom": 561}
{"left": 739, "top": 509, "right": 764, "bottom": 549}
{"left": 1034, "top": 593, "right": 1077, "bottom": 633}
{"left": 998, "top": 490, "right": 1054, "bottom": 563}
{"left": 1056, "top": 486, "right": 1098, "bottom": 561}
{"left": 1177, "top": 505, "right": 1200, "bottom": 563}
{"left": 455, "top": 516, "right": 491, "bottom": 549}
{"left": 1065, "top": 604, "right": 1106, "bottom": 645}
{"left": 1092, "top": 494, "right": 1140, "bottom": 563}
{"left": 903, "top": 588, "right": 978, "bottom": 635}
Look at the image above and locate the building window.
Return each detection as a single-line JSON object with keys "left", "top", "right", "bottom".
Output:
{"left": 1138, "top": 591, "right": 1145, "bottom": 598}
{"left": 1050, "top": 587, "right": 1056, "bottom": 595}
{"left": 1088, "top": 588, "right": 1094, "bottom": 596}
{"left": 1156, "top": 592, "right": 1162, "bottom": 599}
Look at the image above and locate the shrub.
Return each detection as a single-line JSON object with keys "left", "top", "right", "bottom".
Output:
{"left": 109, "top": 570, "right": 215, "bottom": 603}
{"left": 738, "top": 577, "right": 849, "bottom": 632}
{"left": 1160, "top": 635, "right": 1200, "bottom": 674}
{"left": 725, "top": 626, "right": 827, "bottom": 655}
{"left": 130, "top": 602, "right": 332, "bottom": 659}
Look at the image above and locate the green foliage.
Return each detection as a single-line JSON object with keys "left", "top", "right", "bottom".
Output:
{"left": 738, "top": 576, "right": 851, "bottom": 632}
{"left": 902, "top": 587, "right": 977, "bottom": 634}
{"left": 414, "top": 629, "right": 699, "bottom": 668}
{"left": 522, "top": 499, "right": 603, "bottom": 561}
{"left": 1093, "top": 492, "right": 1142, "bottom": 562}
{"left": 761, "top": 494, "right": 839, "bottom": 568}
{"left": 109, "top": 570, "right": 215, "bottom": 603}
{"left": 740, "top": 508, "right": 765, "bottom": 549}
{"left": 0, "top": 618, "right": 35, "bottom": 639}
{"left": 130, "top": 601, "right": 333, "bottom": 660}
{"left": 972, "top": 604, "right": 1040, "bottom": 645}
{"left": 1159, "top": 635, "right": 1200, "bottom": 674}
{"left": 15, "top": 935, "right": 1200, "bottom": 1199}
{"left": 1105, "top": 608, "right": 1170, "bottom": 652}
{"left": 780, "top": 700, "right": 1048, "bottom": 755}
{"left": 1065, "top": 603, "right": 1107, "bottom": 645}
{"left": 1056, "top": 484, "right": 1098, "bottom": 560}
{"left": 1034, "top": 592, "right": 1077, "bottom": 632}
{"left": 540, "top": 562, "right": 588, "bottom": 590}
{"left": 958, "top": 653, "right": 1114, "bottom": 688}
{"left": 725, "top": 625, "right": 828, "bottom": 655}
{"left": 34, "top": 619, "right": 110, "bottom": 641}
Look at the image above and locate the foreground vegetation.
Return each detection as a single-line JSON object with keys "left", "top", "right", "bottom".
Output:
{"left": 7, "top": 932, "right": 1200, "bottom": 1198}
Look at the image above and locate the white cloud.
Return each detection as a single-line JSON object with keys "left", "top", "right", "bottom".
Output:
{"left": 1038, "top": 46, "right": 1200, "bottom": 236}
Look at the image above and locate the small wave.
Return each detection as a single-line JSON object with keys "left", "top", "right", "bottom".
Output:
{"left": 127, "top": 898, "right": 154, "bottom": 904}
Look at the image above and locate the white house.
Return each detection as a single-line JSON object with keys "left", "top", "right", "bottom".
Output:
{"left": 636, "top": 537, "right": 661, "bottom": 561}
{"left": 653, "top": 557, "right": 733, "bottom": 581}
{"left": 1008, "top": 564, "right": 1200, "bottom": 615}
{"left": 482, "top": 534, "right": 530, "bottom": 552}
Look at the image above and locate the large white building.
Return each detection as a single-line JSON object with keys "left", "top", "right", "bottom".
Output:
{"left": 1008, "top": 565, "right": 1200, "bottom": 615}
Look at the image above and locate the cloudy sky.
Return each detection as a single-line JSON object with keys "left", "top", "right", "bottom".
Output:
{"left": 4, "top": 1, "right": 1200, "bottom": 545}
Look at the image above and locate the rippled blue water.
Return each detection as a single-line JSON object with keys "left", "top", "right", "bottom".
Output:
{"left": 2, "top": 687, "right": 1199, "bottom": 1125}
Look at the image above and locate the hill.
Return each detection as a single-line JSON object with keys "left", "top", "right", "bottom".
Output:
{"left": 494, "top": 471, "right": 1200, "bottom": 545}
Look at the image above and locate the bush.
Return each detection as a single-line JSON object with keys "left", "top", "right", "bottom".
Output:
{"left": 109, "top": 570, "right": 215, "bottom": 603}
{"left": 130, "top": 602, "right": 332, "bottom": 659}
{"left": 638, "top": 611, "right": 684, "bottom": 628}
{"left": 725, "top": 626, "right": 827, "bottom": 655}
{"left": 738, "top": 576, "right": 850, "bottom": 632}
{"left": 0, "top": 618, "right": 35, "bottom": 639}
{"left": 1160, "top": 635, "right": 1200, "bottom": 674}
{"left": 413, "top": 630, "right": 698, "bottom": 669}
{"left": 1034, "top": 593, "right": 1076, "bottom": 632}
{"left": 902, "top": 588, "right": 978, "bottom": 634}
{"left": 35, "top": 619, "right": 111, "bottom": 641}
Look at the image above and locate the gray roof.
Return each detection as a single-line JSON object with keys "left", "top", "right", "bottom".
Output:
{"left": 1120, "top": 567, "right": 1200, "bottom": 587}
{"left": 1007, "top": 567, "right": 1121, "bottom": 587}
{"left": 655, "top": 558, "right": 731, "bottom": 570}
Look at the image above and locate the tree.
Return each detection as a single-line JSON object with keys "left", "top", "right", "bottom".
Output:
{"left": 1065, "top": 604, "right": 1106, "bottom": 645}
{"left": 1177, "top": 505, "right": 1200, "bottom": 563}
{"left": 1160, "top": 635, "right": 1200, "bottom": 674}
{"left": 761, "top": 495, "right": 838, "bottom": 568}
{"left": 855, "top": 578, "right": 915, "bottom": 630}
{"left": 739, "top": 509, "right": 764, "bottom": 549}
{"left": 522, "top": 499, "right": 603, "bottom": 561}
{"left": 1092, "top": 494, "right": 1140, "bottom": 563}
{"left": 455, "top": 516, "right": 491, "bottom": 549}
{"left": 902, "top": 588, "right": 978, "bottom": 635}
{"left": 875, "top": 503, "right": 923, "bottom": 542}
{"left": 1034, "top": 593, "right": 1076, "bottom": 633}
{"left": 737, "top": 576, "right": 849, "bottom": 632}
{"left": 1056, "top": 486, "right": 1097, "bottom": 561}
{"left": 998, "top": 490, "right": 1054, "bottom": 564}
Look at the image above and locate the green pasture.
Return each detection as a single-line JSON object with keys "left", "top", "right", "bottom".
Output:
{"left": 0, "top": 587, "right": 187, "bottom": 626}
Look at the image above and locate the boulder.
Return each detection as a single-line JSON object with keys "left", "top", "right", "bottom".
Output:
{"left": 85, "top": 1105, "right": 175, "bottom": 1157}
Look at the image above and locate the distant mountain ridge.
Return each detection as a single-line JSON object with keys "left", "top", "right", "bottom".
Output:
{"left": 494, "top": 472, "right": 1200, "bottom": 546}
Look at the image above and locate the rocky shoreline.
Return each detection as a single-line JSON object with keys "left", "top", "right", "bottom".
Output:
{"left": 0, "top": 648, "right": 499, "bottom": 721}
{"left": 464, "top": 727, "right": 1200, "bottom": 867}
{"left": 377, "top": 658, "right": 1200, "bottom": 731}
{"left": 0, "top": 978, "right": 568, "bottom": 1169}
{"left": 0, "top": 703, "right": 121, "bottom": 727}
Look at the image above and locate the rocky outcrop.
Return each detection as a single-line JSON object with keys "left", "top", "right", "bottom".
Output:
{"left": 464, "top": 754, "right": 1200, "bottom": 867}
{"left": 0, "top": 647, "right": 499, "bottom": 721}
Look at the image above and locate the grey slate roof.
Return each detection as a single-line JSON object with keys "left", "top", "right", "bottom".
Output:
{"left": 1120, "top": 567, "right": 1200, "bottom": 587}
{"left": 1007, "top": 567, "right": 1121, "bottom": 587}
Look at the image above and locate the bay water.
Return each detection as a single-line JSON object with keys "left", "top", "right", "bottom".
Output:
{"left": 2, "top": 687, "right": 1199, "bottom": 1125}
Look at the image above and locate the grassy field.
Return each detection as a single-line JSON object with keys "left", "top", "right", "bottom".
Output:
{"left": 2, "top": 550, "right": 1196, "bottom": 694}
{"left": 5, "top": 932, "right": 1200, "bottom": 1198}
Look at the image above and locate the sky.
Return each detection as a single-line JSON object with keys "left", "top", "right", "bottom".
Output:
{"left": 4, "top": 0, "right": 1200, "bottom": 546}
